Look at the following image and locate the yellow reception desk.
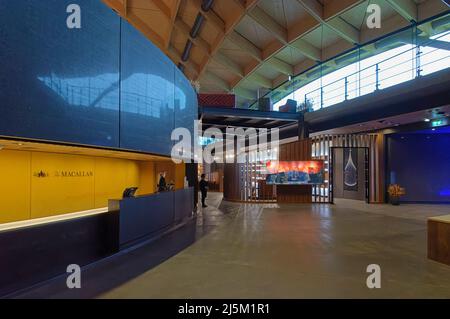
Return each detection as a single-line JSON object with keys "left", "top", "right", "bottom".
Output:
{"left": 0, "top": 142, "right": 186, "bottom": 224}
{"left": 0, "top": 140, "right": 194, "bottom": 297}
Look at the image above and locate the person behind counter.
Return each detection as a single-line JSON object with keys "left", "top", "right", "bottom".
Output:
{"left": 199, "top": 174, "right": 208, "bottom": 208}
{"left": 158, "top": 172, "right": 167, "bottom": 192}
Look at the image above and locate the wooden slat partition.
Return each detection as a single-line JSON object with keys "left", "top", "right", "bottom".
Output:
{"left": 223, "top": 163, "right": 241, "bottom": 202}
{"left": 310, "top": 133, "right": 384, "bottom": 203}
{"left": 277, "top": 139, "right": 313, "bottom": 204}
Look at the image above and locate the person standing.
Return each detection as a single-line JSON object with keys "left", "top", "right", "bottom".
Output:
{"left": 199, "top": 174, "right": 208, "bottom": 208}
{"left": 158, "top": 172, "right": 167, "bottom": 192}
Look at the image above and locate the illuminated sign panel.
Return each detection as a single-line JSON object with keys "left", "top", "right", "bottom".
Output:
{"left": 431, "top": 119, "right": 448, "bottom": 127}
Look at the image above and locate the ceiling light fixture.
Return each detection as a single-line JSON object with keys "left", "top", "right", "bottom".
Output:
{"left": 424, "top": 118, "right": 431, "bottom": 122}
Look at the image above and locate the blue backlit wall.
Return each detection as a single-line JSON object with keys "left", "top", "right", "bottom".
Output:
{"left": 0, "top": 0, "right": 197, "bottom": 156}
{"left": 120, "top": 21, "right": 175, "bottom": 155}
{"left": 387, "top": 131, "right": 450, "bottom": 203}
{"left": 0, "top": 0, "right": 121, "bottom": 147}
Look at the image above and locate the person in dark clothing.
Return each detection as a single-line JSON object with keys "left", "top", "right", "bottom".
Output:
{"left": 199, "top": 174, "right": 208, "bottom": 208}
{"left": 158, "top": 173, "right": 167, "bottom": 192}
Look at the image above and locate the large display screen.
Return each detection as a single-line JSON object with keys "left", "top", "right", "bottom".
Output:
{"left": 265, "top": 161, "right": 325, "bottom": 185}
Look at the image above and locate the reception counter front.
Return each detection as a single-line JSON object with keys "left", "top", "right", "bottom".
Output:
{"left": 0, "top": 187, "right": 195, "bottom": 297}
{"left": 109, "top": 188, "right": 194, "bottom": 249}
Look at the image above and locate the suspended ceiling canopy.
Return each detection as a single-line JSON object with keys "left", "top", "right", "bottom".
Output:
{"left": 103, "top": 0, "right": 449, "bottom": 107}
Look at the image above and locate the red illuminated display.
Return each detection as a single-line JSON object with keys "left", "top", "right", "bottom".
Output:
{"left": 265, "top": 161, "right": 324, "bottom": 174}
{"left": 265, "top": 161, "right": 325, "bottom": 185}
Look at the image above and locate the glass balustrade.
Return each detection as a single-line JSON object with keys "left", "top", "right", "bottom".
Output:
{"left": 237, "top": 13, "right": 450, "bottom": 114}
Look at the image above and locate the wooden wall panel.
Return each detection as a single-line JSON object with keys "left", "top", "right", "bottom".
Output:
{"left": 279, "top": 139, "right": 312, "bottom": 161}
{"left": 277, "top": 139, "right": 312, "bottom": 204}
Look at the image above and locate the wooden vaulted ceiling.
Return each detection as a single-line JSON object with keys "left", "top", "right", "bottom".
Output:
{"left": 103, "top": 0, "right": 449, "bottom": 107}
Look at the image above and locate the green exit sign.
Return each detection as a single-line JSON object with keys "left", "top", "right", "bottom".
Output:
{"left": 431, "top": 119, "right": 448, "bottom": 127}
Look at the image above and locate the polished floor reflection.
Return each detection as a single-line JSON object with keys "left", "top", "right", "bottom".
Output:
{"left": 16, "top": 193, "right": 450, "bottom": 298}
{"left": 100, "top": 193, "right": 450, "bottom": 299}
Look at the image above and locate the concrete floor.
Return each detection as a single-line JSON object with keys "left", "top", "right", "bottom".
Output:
{"left": 99, "top": 193, "right": 450, "bottom": 299}
{"left": 15, "top": 193, "right": 450, "bottom": 299}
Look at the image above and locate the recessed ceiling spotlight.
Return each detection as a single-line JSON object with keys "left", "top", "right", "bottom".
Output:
{"left": 424, "top": 118, "right": 431, "bottom": 122}
{"left": 432, "top": 128, "right": 436, "bottom": 131}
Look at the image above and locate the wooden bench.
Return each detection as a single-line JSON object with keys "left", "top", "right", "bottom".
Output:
{"left": 428, "top": 214, "right": 450, "bottom": 266}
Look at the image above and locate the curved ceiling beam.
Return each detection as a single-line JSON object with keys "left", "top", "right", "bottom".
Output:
{"left": 249, "top": 73, "right": 273, "bottom": 88}
{"left": 230, "top": 0, "right": 367, "bottom": 95}
{"left": 266, "top": 58, "right": 294, "bottom": 76}
{"left": 247, "top": 5, "right": 321, "bottom": 61}
{"left": 248, "top": 6, "right": 287, "bottom": 42}
{"left": 213, "top": 51, "right": 245, "bottom": 77}
{"left": 152, "top": 0, "right": 171, "bottom": 19}
{"left": 386, "top": 0, "right": 418, "bottom": 22}
{"left": 103, "top": 0, "right": 448, "bottom": 109}
{"left": 227, "top": 31, "right": 263, "bottom": 61}
{"left": 295, "top": 0, "right": 360, "bottom": 44}
{"left": 196, "top": 0, "right": 260, "bottom": 79}
{"left": 166, "top": 0, "right": 182, "bottom": 50}
{"left": 204, "top": 71, "right": 231, "bottom": 91}
{"left": 228, "top": 3, "right": 331, "bottom": 91}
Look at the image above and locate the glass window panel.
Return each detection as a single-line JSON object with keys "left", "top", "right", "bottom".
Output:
{"left": 420, "top": 31, "right": 450, "bottom": 76}
{"left": 378, "top": 45, "right": 415, "bottom": 90}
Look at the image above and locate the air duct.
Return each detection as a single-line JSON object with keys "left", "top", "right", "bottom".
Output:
{"left": 182, "top": 40, "right": 194, "bottom": 62}
{"left": 201, "top": 0, "right": 215, "bottom": 11}
{"left": 181, "top": 0, "right": 214, "bottom": 65}
{"left": 191, "top": 0, "right": 214, "bottom": 38}
{"left": 190, "top": 14, "right": 205, "bottom": 38}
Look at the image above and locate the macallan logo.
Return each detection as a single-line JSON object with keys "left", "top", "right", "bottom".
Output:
{"left": 56, "top": 171, "right": 94, "bottom": 178}
{"left": 34, "top": 170, "right": 49, "bottom": 178}
{"left": 33, "top": 170, "right": 94, "bottom": 178}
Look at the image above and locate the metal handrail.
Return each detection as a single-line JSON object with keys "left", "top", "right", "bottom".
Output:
{"left": 297, "top": 31, "right": 450, "bottom": 110}
{"left": 255, "top": 23, "right": 450, "bottom": 112}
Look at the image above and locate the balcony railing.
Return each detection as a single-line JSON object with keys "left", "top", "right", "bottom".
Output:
{"left": 244, "top": 13, "right": 450, "bottom": 114}
{"left": 302, "top": 33, "right": 450, "bottom": 111}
